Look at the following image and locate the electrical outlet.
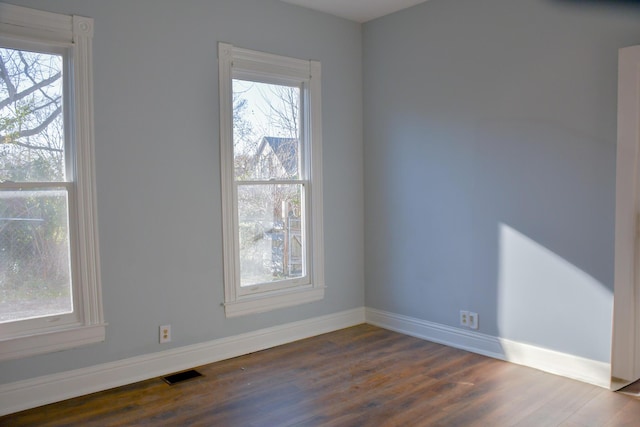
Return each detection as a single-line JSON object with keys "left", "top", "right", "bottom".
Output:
{"left": 160, "top": 325, "right": 171, "bottom": 343}
{"left": 468, "top": 312, "right": 479, "bottom": 330}
{"left": 459, "top": 310, "right": 469, "bottom": 327}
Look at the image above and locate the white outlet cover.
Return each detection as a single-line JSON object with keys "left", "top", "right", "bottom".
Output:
{"left": 468, "top": 313, "right": 479, "bottom": 330}
{"left": 459, "top": 310, "right": 469, "bottom": 327}
{"left": 160, "top": 325, "right": 171, "bottom": 343}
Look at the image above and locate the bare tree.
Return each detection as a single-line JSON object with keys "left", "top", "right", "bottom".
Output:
{"left": 0, "top": 47, "right": 64, "bottom": 183}
{"left": 257, "top": 84, "right": 299, "bottom": 139}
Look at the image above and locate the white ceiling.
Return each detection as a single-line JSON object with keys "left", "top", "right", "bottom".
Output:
{"left": 280, "top": 0, "right": 429, "bottom": 23}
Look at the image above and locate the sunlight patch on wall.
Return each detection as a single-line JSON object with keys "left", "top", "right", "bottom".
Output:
{"left": 497, "top": 224, "right": 612, "bottom": 361}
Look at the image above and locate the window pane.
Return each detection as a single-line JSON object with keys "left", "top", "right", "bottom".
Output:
{"left": 233, "top": 79, "right": 301, "bottom": 181}
{"left": 0, "top": 189, "right": 72, "bottom": 323}
{"left": 0, "top": 47, "right": 65, "bottom": 183}
{"left": 237, "top": 183, "right": 305, "bottom": 287}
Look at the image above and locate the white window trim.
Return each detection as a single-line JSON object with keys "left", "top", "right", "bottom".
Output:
{"left": 0, "top": 3, "right": 105, "bottom": 361}
{"left": 218, "top": 42, "right": 325, "bottom": 317}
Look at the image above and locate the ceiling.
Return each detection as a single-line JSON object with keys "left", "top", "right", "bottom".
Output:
{"left": 279, "top": 0, "right": 429, "bottom": 23}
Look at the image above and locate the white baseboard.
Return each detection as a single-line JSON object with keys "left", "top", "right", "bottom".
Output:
{"left": 0, "top": 307, "right": 366, "bottom": 416}
{"left": 365, "top": 307, "right": 611, "bottom": 389}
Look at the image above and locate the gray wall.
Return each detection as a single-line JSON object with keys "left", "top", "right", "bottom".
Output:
{"left": 363, "top": 0, "right": 640, "bottom": 363}
{"left": 0, "top": 0, "right": 364, "bottom": 384}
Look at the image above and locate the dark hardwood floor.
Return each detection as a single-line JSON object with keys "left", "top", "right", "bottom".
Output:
{"left": 2, "top": 324, "right": 640, "bottom": 426}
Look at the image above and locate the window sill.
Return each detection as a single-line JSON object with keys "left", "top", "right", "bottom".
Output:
{"left": 0, "top": 323, "right": 106, "bottom": 362}
{"left": 224, "top": 286, "right": 325, "bottom": 318}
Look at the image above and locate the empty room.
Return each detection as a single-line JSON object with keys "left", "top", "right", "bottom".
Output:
{"left": 2, "top": 0, "right": 640, "bottom": 425}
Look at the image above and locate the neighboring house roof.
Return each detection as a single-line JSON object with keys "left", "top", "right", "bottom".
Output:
{"left": 257, "top": 136, "right": 298, "bottom": 176}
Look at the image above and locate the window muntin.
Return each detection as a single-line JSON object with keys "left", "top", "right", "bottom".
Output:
{"left": 219, "top": 43, "right": 324, "bottom": 317}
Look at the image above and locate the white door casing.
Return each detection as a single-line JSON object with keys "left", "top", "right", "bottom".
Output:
{"left": 612, "top": 45, "right": 640, "bottom": 389}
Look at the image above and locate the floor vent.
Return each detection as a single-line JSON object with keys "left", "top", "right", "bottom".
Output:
{"left": 162, "top": 369, "right": 203, "bottom": 385}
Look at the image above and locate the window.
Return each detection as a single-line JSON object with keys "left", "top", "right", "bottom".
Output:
{"left": 218, "top": 43, "right": 324, "bottom": 317}
{"left": 0, "top": 3, "right": 104, "bottom": 360}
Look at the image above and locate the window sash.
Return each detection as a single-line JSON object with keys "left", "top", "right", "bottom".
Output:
{"left": 231, "top": 77, "right": 307, "bottom": 183}
{"left": 0, "top": 42, "right": 70, "bottom": 184}
{"left": 234, "top": 180, "right": 310, "bottom": 296}
{"left": 0, "top": 183, "right": 80, "bottom": 336}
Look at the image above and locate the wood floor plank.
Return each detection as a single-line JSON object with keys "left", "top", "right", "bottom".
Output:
{"left": 560, "top": 388, "right": 631, "bottom": 427}
{"left": 602, "top": 398, "right": 640, "bottom": 427}
{"left": 2, "top": 324, "right": 640, "bottom": 426}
